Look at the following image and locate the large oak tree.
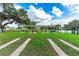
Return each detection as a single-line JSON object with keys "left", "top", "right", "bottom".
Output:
{"left": 0, "top": 3, "right": 34, "bottom": 32}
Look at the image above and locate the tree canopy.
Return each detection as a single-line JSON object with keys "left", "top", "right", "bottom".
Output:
{"left": 0, "top": 3, "right": 35, "bottom": 32}
{"left": 68, "top": 20, "right": 79, "bottom": 28}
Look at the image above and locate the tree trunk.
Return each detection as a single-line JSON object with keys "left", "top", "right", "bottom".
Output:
{"left": 0, "top": 20, "right": 4, "bottom": 32}
{"left": 0, "top": 19, "right": 14, "bottom": 32}
{"left": 77, "top": 27, "right": 79, "bottom": 34}
{"left": 0, "top": 27, "right": 4, "bottom": 32}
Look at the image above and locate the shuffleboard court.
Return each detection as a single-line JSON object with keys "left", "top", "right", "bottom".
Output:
{"left": 59, "top": 39, "right": 79, "bottom": 52}
{"left": 0, "top": 38, "right": 21, "bottom": 50}
{"left": 47, "top": 39, "right": 67, "bottom": 56}
{"left": 10, "top": 38, "right": 31, "bottom": 56}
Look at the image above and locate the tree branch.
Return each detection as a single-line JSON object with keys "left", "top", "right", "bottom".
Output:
{"left": 2, "top": 19, "right": 15, "bottom": 28}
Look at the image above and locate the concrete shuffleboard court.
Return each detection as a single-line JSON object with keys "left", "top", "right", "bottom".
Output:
{"left": 59, "top": 39, "right": 79, "bottom": 52}
{"left": 47, "top": 39, "right": 67, "bottom": 56}
{"left": 10, "top": 38, "right": 31, "bottom": 56}
{"left": 0, "top": 38, "right": 21, "bottom": 50}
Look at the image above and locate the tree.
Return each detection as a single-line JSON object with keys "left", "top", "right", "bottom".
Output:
{"left": 0, "top": 3, "right": 32, "bottom": 32}
{"left": 68, "top": 20, "right": 79, "bottom": 28}
{"left": 17, "top": 8, "right": 36, "bottom": 25}
{"left": 17, "top": 8, "right": 30, "bottom": 25}
{"left": 17, "top": 8, "right": 36, "bottom": 31}
{"left": 0, "top": 3, "right": 19, "bottom": 32}
{"left": 64, "top": 24, "right": 71, "bottom": 30}
{"left": 54, "top": 24, "right": 61, "bottom": 32}
{"left": 0, "top": 11, "right": 9, "bottom": 32}
{"left": 68, "top": 20, "right": 79, "bottom": 34}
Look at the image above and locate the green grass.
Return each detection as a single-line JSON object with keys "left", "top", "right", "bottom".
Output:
{"left": 0, "top": 32, "right": 79, "bottom": 56}
{"left": 0, "top": 38, "right": 26, "bottom": 56}
{"left": 20, "top": 32, "right": 58, "bottom": 56}
{"left": 46, "top": 32, "right": 79, "bottom": 47}
{"left": 51, "top": 38, "right": 79, "bottom": 56}
{"left": 44, "top": 32, "right": 79, "bottom": 56}
{"left": 0, "top": 32, "right": 28, "bottom": 45}
{"left": 0, "top": 32, "right": 31, "bottom": 56}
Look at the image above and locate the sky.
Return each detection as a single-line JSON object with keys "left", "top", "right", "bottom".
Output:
{"left": 0, "top": 2, "right": 79, "bottom": 27}
{"left": 15, "top": 3, "right": 79, "bottom": 26}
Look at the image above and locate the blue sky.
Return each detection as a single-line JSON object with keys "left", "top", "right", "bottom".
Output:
{"left": 17, "top": 3, "right": 70, "bottom": 20}
{"left": 14, "top": 3, "right": 79, "bottom": 26}
{"left": 1, "top": 3, "right": 79, "bottom": 27}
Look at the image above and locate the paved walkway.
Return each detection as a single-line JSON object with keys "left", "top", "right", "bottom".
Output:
{"left": 47, "top": 39, "right": 67, "bottom": 56}
{"left": 10, "top": 38, "right": 31, "bottom": 56}
{"left": 59, "top": 39, "right": 79, "bottom": 51}
{"left": 0, "top": 38, "right": 21, "bottom": 50}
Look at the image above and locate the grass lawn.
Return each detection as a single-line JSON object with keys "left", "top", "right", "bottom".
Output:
{"left": 0, "top": 38, "right": 26, "bottom": 56}
{"left": 51, "top": 38, "right": 79, "bottom": 56}
{"left": 0, "top": 32, "right": 79, "bottom": 56}
{"left": 0, "top": 32, "right": 28, "bottom": 45}
{"left": 47, "top": 32, "right": 79, "bottom": 47}
{"left": 20, "top": 32, "right": 58, "bottom": 56}
{"left": 45, "top": 32, "right": 79, "bottom": 56}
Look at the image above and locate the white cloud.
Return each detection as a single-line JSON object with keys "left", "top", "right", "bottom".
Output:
{"left": 51, "top": 17, "right": 73, "bottom": 25}
{"left": 27, "top": 4, "right": 79, "bottom": 26}
{"left": 51, "top": 16, "right": 79, "bottom": 26}
{"left": 56, "top": 1, "right": 79, "bottom": 26}
{"left": 52, "top": 6, "right": 63, "bottom": 17}
{"left": 27, "top": 5, "right": 52, "bottom": 25}
{"left": 14, "top": 4, "right": 22, "bottom": 10}
{"left": 62, "top": 3, "right": 79, "bottom": 22}
{"left": 73, "top": 5, "right": 79, "bottom": 13}
{"left": 60, "top": 0, "right": 79, "bottom": 14}
{"left": 51, "top": 4, "right": 79, "bottom": 25}
{"left": 53, "top": 0, "right": 79, "bottom": 6}
{"left": 69, "top": 4, "right": 79, "bottom": 13}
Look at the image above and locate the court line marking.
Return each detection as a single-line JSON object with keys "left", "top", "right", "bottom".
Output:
{"left": 0, "top": 38, "right": 21, "bottom": 50}
{"left": 10, "top": 38, "right": 31, "bottom": 56}
{"left": 47, "top": 39, "right": 67, "bottom": 56}
{"left": 59, "top": 39, "right": 79, "bottom": 51}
